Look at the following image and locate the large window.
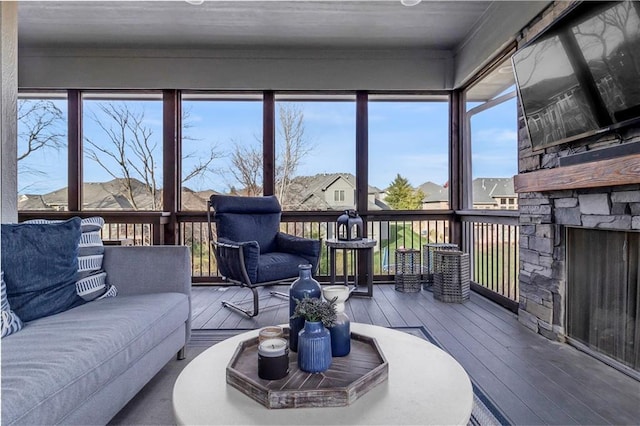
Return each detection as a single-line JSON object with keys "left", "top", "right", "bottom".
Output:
{"left": 274, "top": 95, "right": 356, "bottom": 211}
{"left": 82, "top": 93, "right": 163, "bottom": 211}
{"left": 465, "top": 59, "right": 518, "bottom": 210}
{"left": 17, "top": 93, "right": 68, "bottom": 210}
{"left": 181, "top": 93, "right": 263, "bottom": 210}
{"left": 369, "top": 95, "right": 450, "bottom": 211}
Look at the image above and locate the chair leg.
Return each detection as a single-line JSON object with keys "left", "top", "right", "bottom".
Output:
{"left": 270, "top": 290, "right": 289, "bottom": 300}
{"left": 221, "top": 286, "right": 260, "bottom": 318}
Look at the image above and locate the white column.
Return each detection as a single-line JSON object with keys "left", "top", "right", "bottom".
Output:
{"left": 1, "top": 2, "right": 18, "bottom": 222}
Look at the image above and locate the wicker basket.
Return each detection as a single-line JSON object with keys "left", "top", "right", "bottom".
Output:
{"left": 422, "top": 243, "right": 459, "bottom": 290}
{"left": 432, "top": 250, "right": 470, "bottom": 303}
{"left": 394, "top": 248, "right": 421, "bottom": 293}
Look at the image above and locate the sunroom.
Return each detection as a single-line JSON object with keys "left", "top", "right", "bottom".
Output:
{"left": 1, "top": 1, "right": 639, "bottom": 425}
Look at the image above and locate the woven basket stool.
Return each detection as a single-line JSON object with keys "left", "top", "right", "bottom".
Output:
{"left": 433, "top": 250, "right": 470, "bottom": 303}
{"left": 394, "top": 248, "right": 421, "bottom": 293}
{"left": 422, "top": 243, "right": 458, "bottom": 290}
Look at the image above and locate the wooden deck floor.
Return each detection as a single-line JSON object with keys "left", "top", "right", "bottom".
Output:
{"left": 190, "top": 284, "right": 640, "bottom": 425}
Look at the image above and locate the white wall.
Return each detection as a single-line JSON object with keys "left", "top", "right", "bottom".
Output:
{"left": 19, "top": 47, "right": 453, "bottom": 91}
{"left": 1, "top": 2, "right": 18, "bottom": 223}
{"left": 453, "top": 1, "right": 550, "bottom": 88}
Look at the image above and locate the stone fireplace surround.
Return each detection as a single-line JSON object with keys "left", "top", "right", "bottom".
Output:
{"left": 517, "top": 184, "right": 640, "bottom": 342}
{"left": 514, "top": 1, "right": 640, "bottom": 346}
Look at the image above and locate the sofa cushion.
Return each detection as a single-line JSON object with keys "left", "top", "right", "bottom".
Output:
{"left": 1, "top": 272, "right": 23, "bottom": 338}
{"left": 1, "top": 217, "right": 85, "bottom": 322}
{"left": 0, "top": 292, "right": 189, "bottom": 426}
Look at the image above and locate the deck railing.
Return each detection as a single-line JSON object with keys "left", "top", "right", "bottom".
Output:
{"left": 178, "top": 210, "right": 453, "bottom": 283}
{"left": 17, "top": 209, "right": 519, "bottom": 308}
{"left": 459, "top": 210, "right": 520, "bottom": 310}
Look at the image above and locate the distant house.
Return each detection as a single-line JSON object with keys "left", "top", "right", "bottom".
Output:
{"left": 418, "top": 181, "right": 449, "bottom": 210}
{"left": 420, "top": 178, "right": 518, "bottom": 210}
{"left": 285, "top": 173, "right": 389, "bottom": 211}
{"left": 18, "top": 178, "right": 216, "bottom": 211}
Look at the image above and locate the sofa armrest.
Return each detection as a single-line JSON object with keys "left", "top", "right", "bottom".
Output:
{"left": 103, "top": 246, "right": 192, "bottom": 345}
{"left": 103, "top": 246, "right": 191, "bottom": 297}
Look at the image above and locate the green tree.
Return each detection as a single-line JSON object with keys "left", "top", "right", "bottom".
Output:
{"left": 385, "top": 174, "right": 424, "bottom": 210}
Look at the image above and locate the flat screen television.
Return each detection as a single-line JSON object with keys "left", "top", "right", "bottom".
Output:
{"left": 512, "top": 1, "right": 640, "bottom": 151}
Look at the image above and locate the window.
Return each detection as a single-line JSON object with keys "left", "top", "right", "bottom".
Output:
{"left": 82, "top": 92, "right": 163, "bottom": 210}
{"left": 465, "top": 57, "right": 518, "bottom": 210}
{"left": 181, "top": 93, "right": 263, "bottom": 210}
{"left": 274, "top": 94, "right": 356, "bottom": 211}
{"left": 17, "top": 92, "right": 68, "bottom": 210}
{"left": 368, "top": 95, "right": 450, "bottom": 211}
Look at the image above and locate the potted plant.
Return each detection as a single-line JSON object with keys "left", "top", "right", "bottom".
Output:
{"left": 292, "top": 295, "right": 337, "bottom": 373}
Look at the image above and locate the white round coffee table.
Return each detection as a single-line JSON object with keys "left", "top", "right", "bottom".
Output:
{"left": 173, "top": 323, "right": 473, "bottom": 425}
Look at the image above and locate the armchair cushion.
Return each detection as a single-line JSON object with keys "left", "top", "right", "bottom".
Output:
{"left": 275, "top": 232, "right": 321, "bottom": 271}
{"left": 257, "top": 252, "right": 313, "bottom": 283}
{"left": 211, "top": 195, "right": 281, "bottom": 254}
{"left": 217, "top": 238, "right": 260, "bottom": 284}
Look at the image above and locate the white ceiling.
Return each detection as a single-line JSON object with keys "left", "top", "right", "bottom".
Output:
{"left": 18, "top": 0, "right": 494, "bottom": 50}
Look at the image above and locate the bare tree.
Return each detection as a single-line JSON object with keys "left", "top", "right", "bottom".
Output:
{"left": 227, "top": 139, "right": 262, "bottom": 196}
{"left": 226, "top": 103, "right": 312, "bottom": 204}
{"left": 275, "top": 103, "right": 312, "bottom": 208}
{"left": 85, "top": 103, "right": 221, "bottom": 210}
{"left": 17, "top": 99, "right": 66, "bottom": 161}
{"left": 85, "top": 103, "right": 158, "bottom": 210}
{"left": 181, "top": 106, "right": 223, "bottom": 187}
{"left": 17, "top": 99, "right": 66, "bottom": 191}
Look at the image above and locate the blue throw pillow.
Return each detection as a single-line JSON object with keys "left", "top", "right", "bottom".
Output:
{"left": 1, "top": 217, "right": 85, "bottom": 322}
{"left": 1, "top": 271, "right": 23, "bottom": 338}
{"left": 27, "top": 217, "right": 116, "bottom": 301}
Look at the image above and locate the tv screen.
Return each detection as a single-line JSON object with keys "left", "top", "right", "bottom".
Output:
{"left": 512, "top": 1, "right": 640, "bottom": 151}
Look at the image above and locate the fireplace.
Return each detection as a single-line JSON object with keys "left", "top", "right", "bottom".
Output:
{"left": 512, "top": 0, "right": 640, "bottom": 377}
{"left": 567, "top": 228, "right": 639, "bottom": 372}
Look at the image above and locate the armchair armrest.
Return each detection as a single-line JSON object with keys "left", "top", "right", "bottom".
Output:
{"left": 275, "top": 232, "right": 321, "bottom": 271}
{"left": 215, "top": 238, "right": 260, "bottom": 284}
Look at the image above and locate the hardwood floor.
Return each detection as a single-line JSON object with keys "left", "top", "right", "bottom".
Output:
{"left": 190, "top": 284, "right": 640, "bottom": 425}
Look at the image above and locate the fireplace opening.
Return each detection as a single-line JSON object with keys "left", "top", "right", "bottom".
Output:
{"left": 567, "top": 228, "right": 639, "bottom": 374}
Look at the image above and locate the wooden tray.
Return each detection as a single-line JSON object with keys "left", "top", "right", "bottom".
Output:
{"left": 226, "top": 329, "right": 388, "bottom": 409}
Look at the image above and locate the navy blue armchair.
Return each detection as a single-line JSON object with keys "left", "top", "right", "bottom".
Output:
{"left": 207, "top": 195, "right": 321, "bottom": 317}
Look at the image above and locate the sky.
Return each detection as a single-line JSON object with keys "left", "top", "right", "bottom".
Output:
{"left": 17, "top": 96, "right": 517, "bottom": 195}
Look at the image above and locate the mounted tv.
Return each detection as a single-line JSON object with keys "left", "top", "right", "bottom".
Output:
{"left": 512, "top": 1, "right": 640, "bottom": 151}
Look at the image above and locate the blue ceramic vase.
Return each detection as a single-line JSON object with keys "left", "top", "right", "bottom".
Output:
{"left": 322, "top": 285, "right": 351, "bottom": 357}
{"left": 289, "top": 264, "right": 321, "bottom": 352}
{"left": 297, "top": 320, "right": 332, "bottom": 373}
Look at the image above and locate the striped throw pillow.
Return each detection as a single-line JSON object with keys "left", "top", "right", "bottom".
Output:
{"left": 1, "top": 271, "right": 23, "bottom": 338}
{"left": 25, "top": 217, "right": 118, "bottom": 301}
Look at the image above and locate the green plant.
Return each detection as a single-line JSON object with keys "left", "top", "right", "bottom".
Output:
{"left": 292, "top": 295, "right": 337, "bottom": 328}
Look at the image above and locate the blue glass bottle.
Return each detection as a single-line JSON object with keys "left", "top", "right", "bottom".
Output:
{"left": 289, "top": 264, "right": 321, "bottom": 352}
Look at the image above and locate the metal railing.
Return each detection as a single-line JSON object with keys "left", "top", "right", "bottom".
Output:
{"left": 18, "top": 211, "right": 169, "bottom": 245}
{"left": 17, "top": 209, "right": 520, "bottom": 308}
{"left": 458, "top": 210, "right": 520, "bottom": 309}
{"left": 178, "top": 211, "right": 453, "bottom": 283}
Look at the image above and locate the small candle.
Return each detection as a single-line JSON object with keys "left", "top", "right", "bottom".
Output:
{"left": 258, "top": 326, "right": 284, "bottom": 343}
{"left": 258, "top": 338, "right": 287, "bottom": 357}
{"left": 258, "top": 338, "right": 289, "bottom": 380}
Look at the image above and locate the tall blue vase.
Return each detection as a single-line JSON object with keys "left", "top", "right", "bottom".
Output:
{"left": 297, "top": 321, "right": 332, "bottom": 373}
{"left": 322, "top": 285, "right": 351, "bottom": 356}
{"left": 289, "top": 264, "right": 321, "bottom": 352}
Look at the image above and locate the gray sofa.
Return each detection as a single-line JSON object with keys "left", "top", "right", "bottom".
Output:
{"left": 1, "top": 245, "right": 191, "bottom": 426}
